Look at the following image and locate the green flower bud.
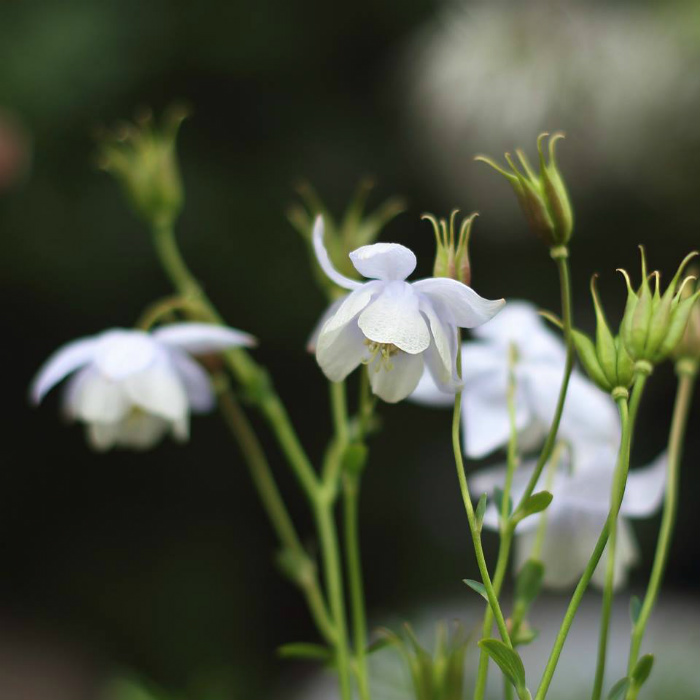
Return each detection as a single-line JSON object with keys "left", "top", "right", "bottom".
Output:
{"left": 422, "top": 209, "right": 475, "bottom": 286}
{"left": 476, "top": 132, "right": 573, "bottom": 248}
{"left": 619, "top": 247, "right": 699, "bottom": 365}
{"left": 672, "top": 266, "right": 700, "bottom": 367}
{"left": 97, "top": 106, "right": 187, "bottom": 227}
{"left": 287, "top": 179, "right": 405, "bottom": 299}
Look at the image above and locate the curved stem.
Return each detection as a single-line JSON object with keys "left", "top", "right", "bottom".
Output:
{"left": 474, "top": 344, "right": 520, "bottom": 700}
{"left": 452, "top": 335, "right": 512, "bottom": 647}
{"left": 534, "top": 374, "right": 647, "bottom": 700}
{"left": 217, "top": 381, "right": 335, "bottom": 642}
{"left": 624, "top": 364, "right": 696, "bottom": 699}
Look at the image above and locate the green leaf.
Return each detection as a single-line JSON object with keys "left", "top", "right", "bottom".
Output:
{"left": 476, "top": 493, "right": 488, "bottom": 531}
{"left": 631, "top": 654, "right": 654, "bottom": 687}
{"left": 494, "top": 487, "right": 513, "bottom": 517}
{"left": 514, "top": 491, "right": 553, "bottom": 522}
{"left": 277, "top": 643, "right": 332, "bottom": 662}
{"left": 606, "top": 677, "right": 629, "bottom": 700}
{"left": 463, "top": 578, "right": 488, "bottom": 601}
{"left": 515, "top": 559, "right": 545, "bottom": 607}
{"left": 478, "top": 639, "right": 527, "bottom": 693}
{"left": 629, "top": 595, "right": 642, "bottom": 625}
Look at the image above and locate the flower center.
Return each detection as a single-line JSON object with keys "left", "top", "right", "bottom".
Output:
{"left": 363, "top": 339, "right": 401, "bottom": 372}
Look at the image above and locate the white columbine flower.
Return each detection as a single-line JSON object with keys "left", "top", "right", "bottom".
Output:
{"left": 311, "top": 216, "right": 505, "bottom": 403}
{"left": 411, "top": 300, "right": 620, "bottom": 461}
{"left": 31, "top": 323, "right": 255, "bottom": 451}
{"left": 472, "top": 447, "right": 668, "bottom": 590}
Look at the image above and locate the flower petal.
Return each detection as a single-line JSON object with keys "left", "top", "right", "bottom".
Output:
{"left": 420, "top": 299, "right": 458, "bottom": 391}
{"left": 316, "top": 319, "right": 368, "bottom": 382}
{"left": 322, "top": 285, "right": 377, "bottom": 336}
{"left": 368, "top": 351, "right": 424, "bottom": 403}
{"left": 169, "top": 349, "right": 215, "bottom": 413}
{"left": 409, "top": 368, "right": 455, "bottom": 406}
{"left": 307, "top": 296, "right": 347, "bottom": 352}
{"left": 123, "top": 365, "right": 189, "bottom": 421}
{"left": 349, "top": 243, "right": 416, "bottom": 281}
{"left": 312, "top": 215, "right": 362, "bottom": 290}
{"left": 116, "top": 413, "right": 174, "bottom": 451}
{"left": 358, "top": 282, "right": 430, "bottom": 354}
{"left": 86, "top": 422, "right": 121, "bottom": 452}
{"left": 412, "top": 278, "right": 505, "bottom": 328}
{"left": 153, "top": 323, "right": 256, "bottom": 354}
{"left": 30, "top": 336, "right": 98, "bottom": 404}
{"left": 620, "top": 452, "right": 667, "bottom": 518}
{"left": 73, "top": 374, "right": 131, "bottom": 423}
{"left": 93, "top": 330, "right": 159, "bottom": 380}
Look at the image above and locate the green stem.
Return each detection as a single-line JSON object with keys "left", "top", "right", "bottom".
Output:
{"left": 474, "top": 344, "right": 520, "bottom": 700}
{"left": 217, "top": 381, "right": 335, "bottom": 643}
{"left": 452, "top": 335, "right": 512, "bottom": 647}
{"left": 625, "top": 363, "right": 696, "bottom": 699}
{"left": 534, "top": 375, "right": 647, "bottom": 700}
{"left": 517, "top": 252, "right": 574, "bottom": 508}
{"left": 151, "top": 221, "right": 321, "bottom": 503}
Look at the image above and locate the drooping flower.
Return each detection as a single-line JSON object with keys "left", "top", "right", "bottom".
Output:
{"left": 411, "top": 301, "right": 619, "bottom": 460}
{"left": 311, "top": 216, "right": 505, "bottom": 403}
{"left": 471, "top": 447, "right": 667, "bottom": 590}
{"left": 31, "top": 323, "right": 255, "bottom": 451}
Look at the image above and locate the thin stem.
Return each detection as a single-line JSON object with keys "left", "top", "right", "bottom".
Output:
{"left": 517, "top": 253, "right": 574, "bottom": 507}
{"left": 473, "top": 344, "right": 520, "bottom": 700}
{"left": 534, "top": 375, "right": 647, "bottom": 700}
{"left": 452, "top": 335, "right": 512, "bottom": 647}
{"left": 217, "top": 381, "right": 335, "bottom": 643}
{"left": 151, "top": 220, "right": 321, "bottom": 503}
{"left": 625, "top": 364, "right": 696, "bottom": 699}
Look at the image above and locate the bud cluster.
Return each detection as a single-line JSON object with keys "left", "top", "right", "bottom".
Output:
{"left": 422, "top": 209, "right": 475, "bottom": 286}
{"left": 477, "top": 132, "right": 573, "bottom": 249}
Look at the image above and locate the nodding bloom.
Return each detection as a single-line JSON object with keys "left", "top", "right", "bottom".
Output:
{"left": 310, "top": 216, "right": 505, "bottom": 403}
{"left": 411, "top": 301, "right": 619, "bottom": 460}
{"left": 31, "top": 323, "right": 255, "bottom": 451}
{"left": 472, "top": 447, "right": 667, "bottom": 590}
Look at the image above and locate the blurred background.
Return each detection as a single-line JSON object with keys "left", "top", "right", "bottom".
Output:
{"left": 1, "top": 0, "right": 700, "bottom": 697}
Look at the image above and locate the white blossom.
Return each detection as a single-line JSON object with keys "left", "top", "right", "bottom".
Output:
{"left": 311, "top": 216, "right": 505, "bottom": 403}
{"left": 472, "top": 447, "right": 667, "bottom": 590}
{"left": 411, "top": 300, "right": 619, "bottom": 462}
{"left": 31, "top": 323, "right": 254, "bottom": 451}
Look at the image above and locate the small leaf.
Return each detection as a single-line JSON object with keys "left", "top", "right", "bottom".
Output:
{"left": 606, "top": 677, "right": 629, "bottom": 700}
{"left": 631, "top": 654, "right": 654, "bottom": 687}
{"left": 277, "top": 643, "right": 332, "bottom": 662}
{"left": 478, "top": 639, "right": 527, "bottom": 693}
{"left": 476, "top": 493, "right": 488, "bottom": 530}
{"left": 515, "top": 559, "right": 545, "bottom": 607}
{"left": 463, "top": 578, "right": 488, "bottom": 601}
{"left": 629, "top": 595, "right": 642, "bottom": 625}
{"left": 514, "top": 491, "right": 553, "bottom": 522}
{"left": 494, "top": 487, "right": 513, "bottom": 518}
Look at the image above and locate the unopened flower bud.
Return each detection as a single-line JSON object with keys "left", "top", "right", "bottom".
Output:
{"left": 422, "top": 209, "right": 475, "bottom": 286}
{"left": 673, "top": 266, "right": 700, "bottom": 368}
{"left": 619, "top": 247, "right": 699, "bottom": 366}
{"left": 476, "top": 132, "right": 573, "bottom": 248}
{"left": 97, "top": 105, "right": 187, "bottom": 227}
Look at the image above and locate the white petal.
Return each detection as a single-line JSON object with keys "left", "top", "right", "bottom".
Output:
{"left": 412, "top": 278, "right": 505, "bottom": 328}
{"left": 73, "top": 374, "right": 130, "bottom": 423}
{"left": 368, "top": 351, "right": 424, "bottom": 403}
{"left": 409, "top": 368, "right": 454, "bottom": 407}
{"left": 358, "top": 282, "right": 430, "bottom": 354}
{"left": 152, "top": 323, "right": 256, "bottom": 354}
{"left": 312, "top": 216, "right": 362, "bottom": 290}
{"left": 620, "top": 452, "right": 667, "bottom": 518}
{"left": 61, "top": 367, "right": 94, "bottom": 420}
{"left": 592, "top": 519, "right": 639, "bottom": 591}
{"left": 93, "top": 330, "right": 159, "bottom": 380}
{"left": 420, "top": 299, "right": 458, "bottom": 390}
{"left": 86, "top": 422, "right": 121, "bottom": 452}
{"left": 461, "top": 341, "right": 505, "bottom": 381}
{"left": 169, "top": 349, "right": 215, "bottom": 413}
{"left": 473, "top": 300, "right": 565, "bottom": 363}
{"left": 322, "top": 285, "right": 377, "bottom": 336}
{"left": 123, "top": 365, "right": 189, "bottom": 421}
{"left": 171, "top": 416, "right": 190, "bottom": 442}
{"left": 307, "top": 296, "right": 346, "bottom": 352}
{"left": 30, "top": 336, "right": 98, "bottom": 404}
{"left": 116, "top": 413, "right": 173, "bottom": 450}
{"left": 349, "top": 243, "right": 416, "bottom": 281}
{"left": 316, "top": 319, "right": 368, "bottom": 382}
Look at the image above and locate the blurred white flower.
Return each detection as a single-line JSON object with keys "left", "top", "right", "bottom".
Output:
{"left": 472, "top": 448, "right": 667, "bottom": 590}
{"left": 411, "top": 300, "right": 619, "bottom": 461}
{"left": 31, "top": 323, "right": 255, "bottom": 451}
{"left": 311, "top": 216, "right": 505, "bottom": 403}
